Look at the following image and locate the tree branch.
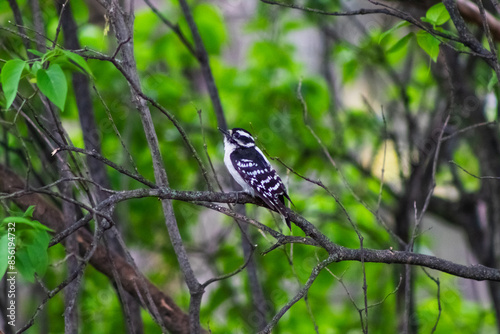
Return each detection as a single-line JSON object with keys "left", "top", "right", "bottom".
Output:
{"left": 3, "top": 164, "right": 499, "bottom": 283}
{"left": 0, "top": 164, "right": 202, "bottom": 334}
{"left": 178, "top": 0, "right": 227, "bottom": 130}
{"left": 457, "top": 0, "right": 500, "bottom": 42}
{"left": 94, "top": 1, "right": 205, "bottom": 331}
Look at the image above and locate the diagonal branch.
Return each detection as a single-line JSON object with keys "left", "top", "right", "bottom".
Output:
{"left": 178, "top": 0, "right": 227, "bottom": 130}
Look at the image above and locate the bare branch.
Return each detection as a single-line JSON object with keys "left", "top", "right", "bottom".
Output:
{"left": 143, "top": 0, "right": 196, "bottom": 56}
{"left": 417, "top": 113, "right": 451, "bottom": 224}
{"left": 449, "top": 160, "right": 500, "bottom": 180}
{"left": 258, "top": 255, "right": 335, "bottom": 334}
{"left": 422, "top": 268, "right": 442, "bottom": 334}
{"left": 178, "top": 0, "right": 227, "bottom": 130}
{"left": 457, "top": 0, "right": 500, "bottom": 42}
{"left": 442, "top": 121, "right": 496, "bottom": 141}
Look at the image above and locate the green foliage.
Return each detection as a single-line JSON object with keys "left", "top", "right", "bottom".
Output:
{"left": 334, "top": 45, "right": 360, "bottom": 83}
{"left": 0, "top": 232, "right": 8, "bottom": 276}
{"left": 1, "top": 58, "right": 26, "bottom": 109}
{"left": 193, "top": 3, "right": 227, "bottom": 54}
{"left": 422, "top": 3, "right": 451, "bottom": 27}
{"left": 386, "top": 33, "right": 413, "bottom": 55}
{"left": 0, "top": 47, "right": 92, "bottom": 111}
{"left": 0, "top": 0, "right": 495, "bottom": 332}
{"left": 416, "top": 31, "right": 441, "bottom": 62}
{"left": 378, "top": 21, "right": 410, "bottom": 45}
{"left": 378, "top": 21, "right": 414, "bottom": 57}
{"left": 0, "top": 206, "right": 53, "bottom": 283}
{"left": 414, "top": 3, "right": 451, "bottom": 62}
{"left": 36, "top": 64, "right": 68, "bottom": 110}
{"left": 60, "top": 50, "right": 94, "bottom": 76}
{"left": 487, "top": 71, "right": 499, "bottom": 93}
{"left": 79, "top": 267, "right": 127, "bottom": 333}
{"left": 38, "top": 48, "right": 92, "bottom": 111}
{"left": 381, "top": 6, "right": 448, "bottom": 63}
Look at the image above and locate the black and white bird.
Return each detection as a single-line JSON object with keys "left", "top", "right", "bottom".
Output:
{"left": 219, "top": 127, "right": 293, "bottom": 229}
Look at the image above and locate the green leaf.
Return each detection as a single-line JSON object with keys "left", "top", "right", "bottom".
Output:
{"left": 1, "top": 59, "right": 26, "bottom": 110}
{"left": 0, "top": 234, "right": 8, "bottom": 279}
{"left": 487, "top": 72, "right": 498, "bottom": 92}
{"left": 36, "top": 64, "right": 67, "bottom": 111}
{"left": 0, "top": 209, "right": 52, "bottom": 282}
{"left": 1, "top": 216, "right": 34, "bottom": 225}
{"left": 342, "top": 59, "right": 359, "bottom": 83}
{"left": 27, "top": 237, "right": 49, "bottom": 277}
{"left": 31, "top": 61, "right": 42, "bottom": 77}
{"left": 1, "top": 216, "right": 53, "bottom": 232}
{"left": 27, "top": 49, "right": 44, "bottom": 57}
{"left": 378, "top": 21, "right": 410, "bottom": 45}
{"left": 425, "top": 3, "right": 451, "bottom": 26}
{"left": 41, "top": 48, "right": 64, "bottom": 65}
{"left": 23, "top": 205, "right": 35, "bottom": 218}
{"left": 62, "top": 50, "right": 93, "bottom": 76}
{"left": 416, "top": 30, "right": 440, "bottom": 62}
{"left": 387, "top": 32, "right": 413, "bottom": 54}
{"left": 15, "top": 249, "right": 35, "bottom": 282}
{"left": 31, "top": 231, "right": 50, "bottom": 277}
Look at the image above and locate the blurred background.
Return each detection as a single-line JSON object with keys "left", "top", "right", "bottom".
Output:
{"left": 1, "top": 0, "right": 499, "bottom": 333}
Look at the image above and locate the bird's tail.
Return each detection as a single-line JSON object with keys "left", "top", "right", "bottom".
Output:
{"left": 284, "top": 216, "right": 291, "bottom": 230}
{"left": 261, "top": 194, "right": 292, "bottom": 230}
{"left": 276, "top": 195, "right": 291, "bottom": 230}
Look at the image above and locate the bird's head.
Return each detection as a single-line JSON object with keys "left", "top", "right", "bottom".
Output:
{"left": 219, "top": 128, "right": 256, "bottom": 148}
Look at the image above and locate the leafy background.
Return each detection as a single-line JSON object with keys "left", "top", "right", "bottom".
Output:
{"left": 0, "top": 0, "right": 498, "bottom": 333}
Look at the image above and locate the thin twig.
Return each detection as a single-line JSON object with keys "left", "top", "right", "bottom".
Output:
{"left": 296, "top": 80, "right": 405, "bottom": 247}
{"left": 417, "top": 114, "right": 451, "bottom": 224}
{"left": 201, "top": 245, "right": 255, "bottom": 288}
{"left": 441, "top": 121, "right": 496, "bottom": 141}
{"left": 422, "top": 268, "right": 442, "bottom": 334}
{"left": 449, "top": 160, "right": 500, "bottom": 179}
{"left": 376, "top": 107, "right": 388, "bottom": 212}
{"left": 475, "top": 0, "right": 500, "bottom": 83}
{"left": 108, "top": 226, "right": 169, "bottom": 332}
{"left": 55, "top": 145, "right": 155, "bottom": 187}
{"left": 111, "top": 36, "right": 131, "bottom": 59}
{"left": 92, "top": 84, "right": 141, "bottom": 175}
{"left": 52, "top": 0, "right": 69, "bottom": 48}
{"left": 143, "top": 0, "right": 196, "bottom": 56}
{"left": 198, "top": 109, "right": 220, "bottom": 192}
{"left": 261, "top": 0, "right": 491, "bottom": 59}
{"left": 78, "top": 48, "right": 212, "bottom": 192}
{"left": 258, "top": 255, "right": 336, "bottom": 334}
{"left": 17, "top": 215, "right": 105, "bottom": 333}
{"left": 365, "top": 275, "right": 403, "bottom": 310}
{"left": 178, "top": 0, "right": 227, "bottom": 130}
{"left": 288, "top": 246, "right": 320, "bottom": 334}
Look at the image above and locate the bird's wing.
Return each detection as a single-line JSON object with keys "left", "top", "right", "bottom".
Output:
{"left": 230, "top": 147, "right": 292, "bottom": 227}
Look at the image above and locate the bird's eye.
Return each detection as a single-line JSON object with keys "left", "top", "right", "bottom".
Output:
{"left": 233, "top": 132, "right": 240, "bottom": 138}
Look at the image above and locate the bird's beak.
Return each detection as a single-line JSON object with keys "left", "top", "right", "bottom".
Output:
{"left": 218, "top": 127, "right": 230, "bottom": 137}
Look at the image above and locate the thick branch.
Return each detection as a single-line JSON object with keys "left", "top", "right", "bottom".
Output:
{"left": 97, "top": 0, "right": 204, "bottom": 331}
{"left": 457, "top": 0, "right": 500, "bottom": 42}
{"left": 3, "top": 167, "right": 498, "bottom": 283}
{"left": 443, "top": 0, "right": 495, "bottom": 64}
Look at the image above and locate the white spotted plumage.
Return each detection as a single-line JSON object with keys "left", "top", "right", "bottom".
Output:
{"left": 220, "top": 127, "right": 293, "bottom": 229}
